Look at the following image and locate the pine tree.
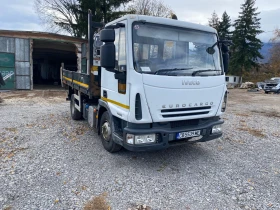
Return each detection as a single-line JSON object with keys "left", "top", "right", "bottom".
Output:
{"left": 208, "top": 11, "right": 219, "bottom": 31}
{"left": 218, "top": 11, "right": 231, "bottom": 40}
{"left": 230, "top": 0, "right": 263, "bottom": 76}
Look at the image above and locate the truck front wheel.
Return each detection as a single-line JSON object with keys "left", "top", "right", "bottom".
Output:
{"left": 100, "top": 111, "right": 122, "bottom": 153}
{"left": 70, "top": 94, "right": 82, "bottom": 120}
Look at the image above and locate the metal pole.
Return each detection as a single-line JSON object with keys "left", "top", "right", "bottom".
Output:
{"left": 88, "top": 9, "right": 93, "bottom": 75}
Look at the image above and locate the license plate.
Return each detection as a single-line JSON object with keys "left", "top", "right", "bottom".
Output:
{"left": 176, "top": 130, "right": 201, "bottom": 139}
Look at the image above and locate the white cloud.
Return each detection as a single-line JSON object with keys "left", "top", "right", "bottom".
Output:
{"left": 0, "top": 0, "right": 43, "bottom": 31}
{"left": 165, "top": 0, "right": 280, "bottom": 42}
{"left": 0, "top": 0, "right": 279, "bottom": 42}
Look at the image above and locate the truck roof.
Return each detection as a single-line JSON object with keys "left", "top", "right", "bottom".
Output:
{"left": 106, "top": 15, "right": 217, "bottom": 34}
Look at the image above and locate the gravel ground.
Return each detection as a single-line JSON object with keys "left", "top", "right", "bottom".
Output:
{"left": 0, "top": 89, "right": 279, "bottom": 210}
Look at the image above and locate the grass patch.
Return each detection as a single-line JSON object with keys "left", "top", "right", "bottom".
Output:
{"left": 63, "top": 125, "right": 90, "bottom": 142}
{"left": 5, "top": 128, "right": 17, "bottom": 133}
{"left": 235, "top": 113, "right": 250, "bottom": 117}
{"left": 2, "top": 147, "right": 28, "bottom": 160}
{"left": 251, "top": 110, "right": 280, "bottom": 118}
{"left": 238, "top": 127, "right": 266, "bottom": 138}
{"left": 83, "top": 193, "right": 110, "bottom": 210}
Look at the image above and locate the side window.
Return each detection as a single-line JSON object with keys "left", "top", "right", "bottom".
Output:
{"left": 142, "top": 44, "right": 149, "bottom": 60}
{"left": 163, "top": 41, "right": 175, "bottom": 60}
{"left": 150, "top": 45, "right": 158, "bottom": 58}
{"left": 234, "top": 77, "right": 236, "bottom": 82}
{"left": 116, "top": 28, "right": 126, "bottom": 71}
{"left": 134, "top": 43, "right": 140, "bottom": 62}
{"left": 114, "top": 28, "right": 120, "bottom": 70}
{"left": 118, "top": 27, "right": 126, "bottom": 71}
{"left": 226, "top": 77, "right": 229, "bottom": 82}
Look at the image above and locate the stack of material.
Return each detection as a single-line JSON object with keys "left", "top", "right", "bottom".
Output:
{"left": 240, "top": 82, "right": 255, "bottom": 89}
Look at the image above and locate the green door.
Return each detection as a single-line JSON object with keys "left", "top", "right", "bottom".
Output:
{"left": 0, "top": 52, "right": 15, "bottom": 89}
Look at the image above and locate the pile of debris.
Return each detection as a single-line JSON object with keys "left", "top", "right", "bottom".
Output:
{"left": 240, "top": 82, "right": 255, "bottom": 89}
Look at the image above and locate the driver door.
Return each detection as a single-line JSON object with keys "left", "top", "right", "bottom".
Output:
{"left": 101, "top": 20, "right": 130, "bottom": 120}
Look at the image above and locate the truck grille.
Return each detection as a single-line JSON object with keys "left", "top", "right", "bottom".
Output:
{"left": 265, "top": 84, "right": 277, "bottom": 87}
{"left": 161, "top": 106, "right": 211, "bottom": 118}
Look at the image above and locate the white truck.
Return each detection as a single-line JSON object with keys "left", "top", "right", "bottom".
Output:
{"left": 62, "top": 11, "right": 229, "bottom": 152}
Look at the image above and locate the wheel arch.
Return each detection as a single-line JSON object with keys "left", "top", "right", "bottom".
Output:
{"left": 97, "top": 100, "right": 113, "bottom": 135}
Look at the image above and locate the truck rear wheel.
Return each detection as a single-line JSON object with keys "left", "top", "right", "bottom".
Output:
{"left": 70, "top": 94, "right": 82, "bottom": 120}
{"left": 100, "top": 111, "right": 122, "bottom": 153}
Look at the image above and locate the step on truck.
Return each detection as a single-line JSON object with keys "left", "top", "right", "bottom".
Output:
{"left": 62, "top": 11, "right": 230, "bottom": 152}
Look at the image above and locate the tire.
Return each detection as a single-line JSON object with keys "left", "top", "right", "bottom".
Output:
{"left": 100, "top": 111, "right": 122, "bottom": 153}
{"left": 277, "top": 89, "right": 280, "bottom": 94}
{"left": 265, "top": 91, "right": 269, "bottom": 94}
{"left": 70, "top": 94, "right": 82, "bottom": 120}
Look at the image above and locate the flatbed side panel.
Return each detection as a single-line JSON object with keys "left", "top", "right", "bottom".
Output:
{"left": 62, "top": 69, "right": 91, "bottom": 96}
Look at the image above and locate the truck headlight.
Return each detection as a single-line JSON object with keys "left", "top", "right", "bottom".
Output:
{"left": 126, "top": 134, "right": 156, "bottom": 144}
{"left": 212, "top": 124, "right": 222, "bottom": 134}
{"left": 272, "top": 85, "right": 280, "bottom": 89}
{"left": 126, "top": 134, "right": 134, "bottom": 145}
{"left": 221, "top": 91, "right": 228, "bottom": 112}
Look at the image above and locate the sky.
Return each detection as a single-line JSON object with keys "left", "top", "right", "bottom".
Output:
{"left": 0, "top": 0, "right": 279, "bottom": 42}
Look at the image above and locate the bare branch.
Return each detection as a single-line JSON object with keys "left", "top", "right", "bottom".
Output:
{"left": 128, "top": 0, "right": 173, "bottom": 18}
{"left": 34, "top": 0, "right": 80, "bottom": 36}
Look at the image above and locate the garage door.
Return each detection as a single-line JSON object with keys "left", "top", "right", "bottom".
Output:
{"left": 0, "top": 52, "right": 15, "bottom": 89}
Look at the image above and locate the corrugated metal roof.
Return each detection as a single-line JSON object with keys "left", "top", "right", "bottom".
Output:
{"left": 0, "top": 30, "right": 87, "bottom": 44}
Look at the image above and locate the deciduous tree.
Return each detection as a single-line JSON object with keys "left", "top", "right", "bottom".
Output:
{"left": 34, "top": 0, "right": 132, "bottom": 37}
{"left": 128, "top": 0, "right": 173, "bottom": 18}
{"left": 269, "top": 28, "right": 280, "bottom": 76}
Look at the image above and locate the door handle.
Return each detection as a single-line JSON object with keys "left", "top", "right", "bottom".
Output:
{"left": 103, "top": 90, "right": 107, "bottom": 98}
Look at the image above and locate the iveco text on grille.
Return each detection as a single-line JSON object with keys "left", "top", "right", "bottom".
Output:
{"left": 182, "top": 80, "right": 200, "bottom": 85}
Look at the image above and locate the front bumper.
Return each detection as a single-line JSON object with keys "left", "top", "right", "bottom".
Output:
{"left": 264, "top": 88, "right": 279, "bottom": 93}
{"left": 118, "top": 118, "right": 224, "bottom": 151}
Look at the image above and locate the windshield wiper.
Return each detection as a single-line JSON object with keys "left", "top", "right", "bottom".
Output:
{"left": 154, "top": 68, "right": 193, "bottom": 75}
{"left": 192, "top": 69, "right": 221, "bottom": 76}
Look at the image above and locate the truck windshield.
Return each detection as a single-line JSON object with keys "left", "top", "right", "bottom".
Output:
{"left": 132, "top": 22, "right": 222, "bottom": 76}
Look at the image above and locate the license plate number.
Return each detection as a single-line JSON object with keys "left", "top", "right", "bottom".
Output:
{"left": 176, "top": 130, "right": 201, "bottom": 139}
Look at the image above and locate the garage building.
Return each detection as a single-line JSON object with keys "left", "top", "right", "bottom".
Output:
{"left": 0, "top": 30, "right": 87, "bottom": 90}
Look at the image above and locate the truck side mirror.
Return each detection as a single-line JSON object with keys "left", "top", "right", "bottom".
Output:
{"left": 221, "top": 44, "right": 229, "bottom": 74}
{"left": 100, "top": 29, "right": 116, "bottom": 71}
{"left": 100, "top": 29, "right": 115, "bottom": 42}
{"left": 223, "top": 52, "right": 229, "bottom": 74}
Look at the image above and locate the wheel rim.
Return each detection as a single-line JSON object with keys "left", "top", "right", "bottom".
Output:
{"left": 101, "top": 121, "right": 111, "bottom": 142}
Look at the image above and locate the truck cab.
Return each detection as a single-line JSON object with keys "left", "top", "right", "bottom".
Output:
{"left": 63, "top": 13, "right": 229, "bottom": 152}
{"left": 98, "top": 15, "right": 228, "bottom": 151}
